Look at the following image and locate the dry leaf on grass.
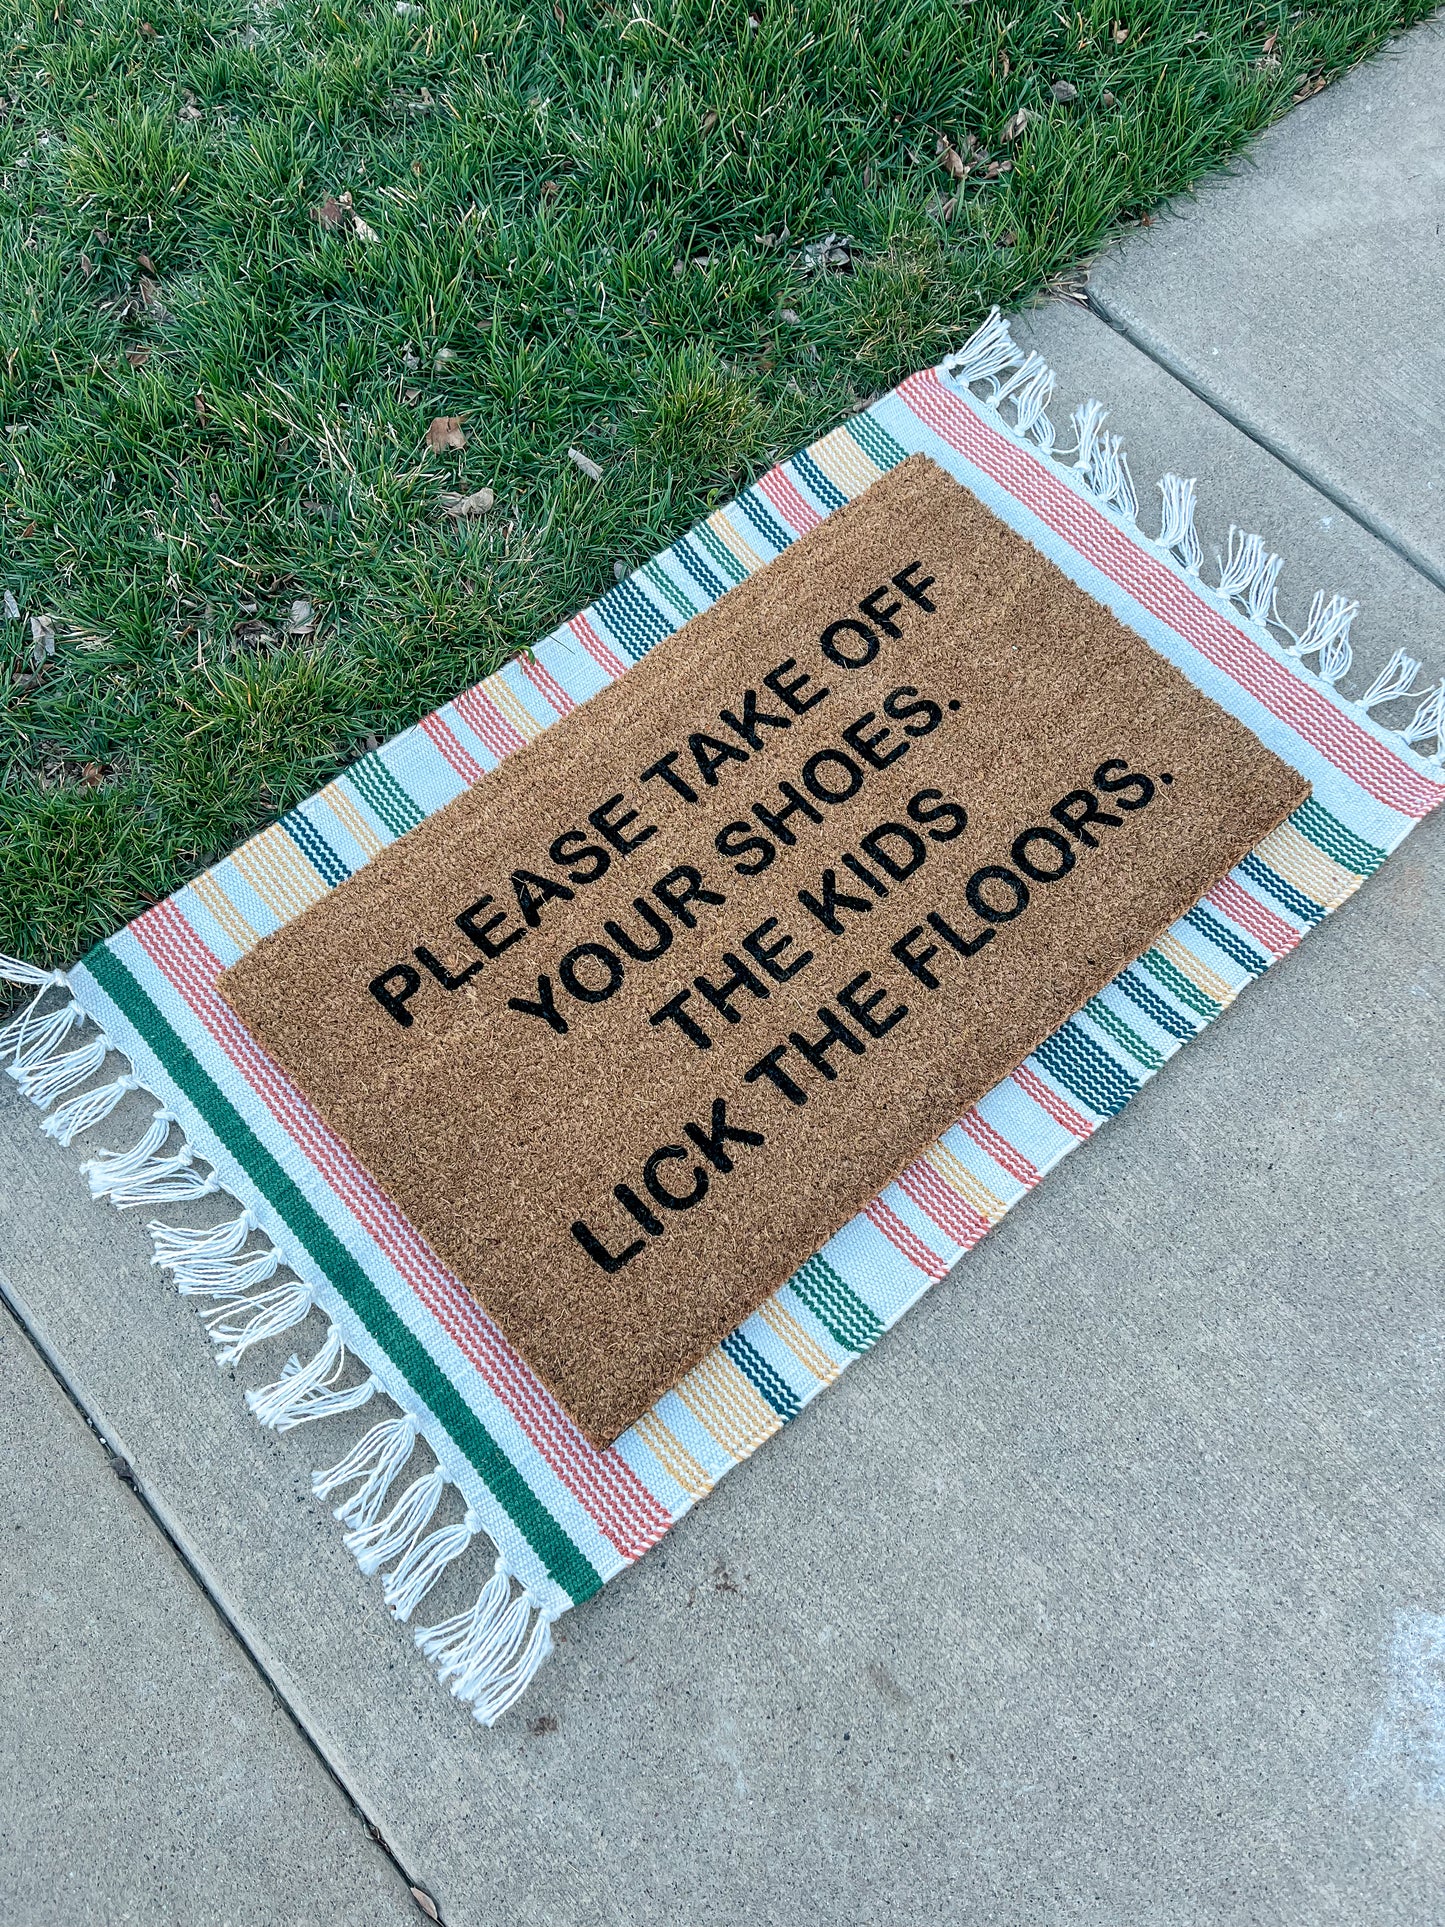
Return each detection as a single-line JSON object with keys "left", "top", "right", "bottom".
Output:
{"left": 314, "top": 190, "right": 380, "bottom": 241}
{"left": 1293, "top": 72, "right": 1326, "bottom": 102}
{"left": 426, "top": 415, "right": 467, "bottom": 452}
{"left": 1111, "top": 21, "right": 1128, "bottom": 43}
{"left": 935, "top": 133, "right": 971, "bottom": 181}
{"left": 1050, "top": 79, "right": 1077, "bottom": 104}
{"left": 29, "top": 614, "right": 55, "bottom": 668}
{"left": 3, "top": 589, "right": 19, "bottom": 619}
{"left": 1000, "top": 109, "right": 1030, "bottom": 143}
{"left": 126, "top": 346, "right": 151, "bottom": 370}
{"left": 567, "top": 446, "right": 603, "bottom": 482}
{"left": 700, "top": 108, "right": 719, "bottom": 135}
{"left": 439, "top": 486, "right": 495, "bottom": 518}
{"left": 797, "top": 232, "right": 854, "bottom": 274}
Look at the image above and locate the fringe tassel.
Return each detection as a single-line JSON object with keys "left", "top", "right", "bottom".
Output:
{"left": 1287, "top": 590, "right": 1357, "bottom": 685}
{"left": 994, "top": 351, "right": 1058, "bottom": 451}
{"left": 10, "top": 1027, "right": 109, "bottom": 1107}
{"left": 417, "top": 1565, "right": 557, "bottom": 1726}
{"left": 81, "top": 1110, "right": 220, "bottom": 1208}
{"left": 150, "top": 1210, "right": 256, "bottom": 1263}
{"left": 1355, "top": 646, "right": 1422, "bottom": 714}
{"left": 313, "top": 1412, "right": 419, "bottom": 1528}
{"left": 1401, "top": 681, "right": 1445, "bottom": 761}
{"left": 0, "top": 957, "right": 72, "bottom": 1062}
{"left": 345, "top": 1463, "right": 447, "bottom": 1575}
{"left": 200, "top": 1278, "right": 313, "bottom": 1366}
{"left": 943, "top": 307, "right": 1025, "bottom": 392}
{"left": 384, "top": 1512, "right": 479, "bottom": 1622}
{"left": 1156, "top": 475, "right": 1203, "bottom": 575}
{"left": 43, "top": 1069, "right": 142, "bottom": 1146}
{"left": 246, "top": 1325, "right": 377, "bottom": 1431}
{"left": 3, "top": 997, "right": 84, "bottom": 1074}
{"left": 173, "top": 1244, "right": 282, "bottom": 1299}
{"left": 1075, "top": 413, "right": 1137, "bottom": 524}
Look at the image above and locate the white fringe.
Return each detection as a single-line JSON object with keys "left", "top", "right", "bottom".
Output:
{"left": 200, "top": 1278, "right": 313, "bottom": 1366}
{"left": 1355, "top": 646, "right": 1421, "bottom": 714}
{"left": 0, "top": 957, "right": 72, "bottom": 1062}
{"left": 345, "top": 1463, "right": 447, "bottom": 1576}
{"left": 245, "top": 1324, "right": 378, "bottom": 1431}
{"left": 43, "top": 1069, "right": 143, "bottom": 1145}
{"left": 943, "top": 307, "right": 1025, "bottom": 392}
{"left": 416, "top": 1559, "right": 558, "bottom": 1726}
{"left": 150, "top": 1209, "right": 257, "bottom": 1263}
{"left": 994, "top": 351, "right": 1058, "bottom": 451}
{"left": 11, "top": 1028, "right": 110, "bottom": 1107}
{"left": 1401, "top": 681, "right": 1445, "bottom": 758}
{"left": 173, "top": 1243, "right": 283, "bottom": 1298}
{"left": 384, "top": 1512, "right": 479, "bottom": 1622}
{"left": 4, "top": 996, "right": 84, "bottom": 1073}
{"left": 1157, "top": 474, "right": 1204, "bottom": 575}
{"left": 313, "top": 1411, "right": 420, "bottom": 1528}
{"left": 81, "top": 1111, "right": 222, "bottom": 1207}
{"left": 940, "top": 308, "right": 1445, "bottom": 765}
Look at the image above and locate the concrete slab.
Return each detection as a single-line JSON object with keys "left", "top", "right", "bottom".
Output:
{"left": 2, "top": 307, "right": 1443, "bottom": 1926}
{"left": 0, "top": 1304, "right": 416, "bottom": 1927}
{"left": 1088, "top": 16, "right": 1445, "bottom": 590}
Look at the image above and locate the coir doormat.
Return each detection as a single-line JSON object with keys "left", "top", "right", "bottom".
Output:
{"left": 217, "top": 455, "right": 1305, "bottom": 1447}
{"left": 5, "top": 312, "right": 1443, "bottom": 1724}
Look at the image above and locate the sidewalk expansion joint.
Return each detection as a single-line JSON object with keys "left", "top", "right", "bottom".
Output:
{"left": 0, "top": 1264, "right": 448, "bottom": 1927}
{"left": 1086, "top": 288, "right": 1445, "bottom": 602}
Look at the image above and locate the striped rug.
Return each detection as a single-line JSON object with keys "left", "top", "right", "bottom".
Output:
{"left": 5, "top": 311, "right": 1443, "bottom": 1724}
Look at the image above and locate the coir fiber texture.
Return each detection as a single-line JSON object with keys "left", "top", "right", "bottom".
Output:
{"left": 218, "top": 454, "right": 1305, "bottom": 1447}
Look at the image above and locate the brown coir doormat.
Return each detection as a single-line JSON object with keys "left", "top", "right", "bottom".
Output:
{"left": 218, "top": 454, "right": 1307, "bottom": 1446}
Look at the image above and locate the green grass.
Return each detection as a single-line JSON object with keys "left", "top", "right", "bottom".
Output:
{"left": 0, "top": 0, "right": 1431, "bottom": 965}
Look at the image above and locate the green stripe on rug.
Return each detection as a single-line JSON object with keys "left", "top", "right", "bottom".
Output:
{"left": 789, "top": 1253, "right": 884, "bottom": 1354}
{"left": 643, "top": 557, "right": 698, "bottom": 623}
{"left": 694, "top": 521, "right": 748, "bottom": 584}
{"left": 348, "top": 751, "right": 425, "bottom": 837}
{"left": 1290, "top": 795, "right": 1386, "bottom": 876}
{"left": 1138, "top": 946, "right": 1221, "bottom": 1021}
{"left": 1083, "top": 994, "right": 1165, "bottom": 1071}
{"left": 846, "top": 412, "right": 908, "bottom": 470}
{"left": 83, "top": 941, "right": 603, "bottom": 1605}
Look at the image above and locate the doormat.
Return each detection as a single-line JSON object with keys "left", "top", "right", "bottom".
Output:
{"left": 5, "top": 312, "right": 1443, "bottom": 1725}
{"left": 217, "top": 454, "right": 1306, "bottom": 1448}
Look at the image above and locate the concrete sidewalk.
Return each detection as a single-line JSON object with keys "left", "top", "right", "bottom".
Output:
{"left": 3, "top": 21, "right": 1444, "bottom": 1926}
